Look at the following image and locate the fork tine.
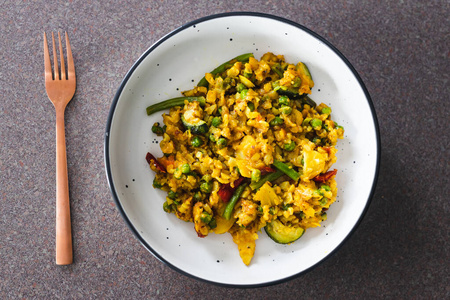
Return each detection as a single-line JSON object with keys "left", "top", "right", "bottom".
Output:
{"left": 58, "top": 32, "right": 66, "bottom": 80}
{"left": 65, "top": 32, "right": 75, "bottom": 79}
{"left": 51, "top": 32, "right": 59, "bottom": 80}
{"left": 43, "top": 32, "right": 53, "bottom": 81}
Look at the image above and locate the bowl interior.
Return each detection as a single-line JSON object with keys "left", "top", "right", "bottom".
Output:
{"left": 106, "top": 13, "right": 379, "bottom": 287}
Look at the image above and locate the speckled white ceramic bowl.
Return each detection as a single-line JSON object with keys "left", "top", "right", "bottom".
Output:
{"left": 105, "top": 12, "right": 380, "bottom": 287}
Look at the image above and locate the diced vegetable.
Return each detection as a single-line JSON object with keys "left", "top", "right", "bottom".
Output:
{"left": 265, "top": 220, "right": 304, "bottom": 244}
{"left": 181, "top": 115, "right": 209, "bottom": 135}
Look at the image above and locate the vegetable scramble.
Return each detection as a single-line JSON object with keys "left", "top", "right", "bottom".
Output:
{"left": 146, "top": 53, "right": 344, "bottom": 265}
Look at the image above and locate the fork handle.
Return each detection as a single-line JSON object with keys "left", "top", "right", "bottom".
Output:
{"left": 55, "top": 107, "right": 73, "bottom": 265}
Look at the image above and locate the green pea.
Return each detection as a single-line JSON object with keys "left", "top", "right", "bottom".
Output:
{"left": 151, "top": 122, "right": 164, "bottom": 135}
{"left": 163, "top": 201, "right": 172, "bottom": 213}
{"left": 284, "top": 141, "right": 296, "bottom": 152}
{"left": 269, "top": 116, "right": 284, "bottom": 126}
{"left": 211, "top": 116, "right": 222, "bottom": 127}
{"left": 319, "top": 198, "right": 328, "bottom": 206}
{"left": 193, "top": 191, "right": 203, "bottom": 202}
{"left": 243, "top": 71, "right": 252, "bottom": 78}
{"left": 168, "top": 190, "right": 177, "bottom": 200}
{"left": 282, "top": 204, "right": 292, "bottom": 211}
{"left": 200, "top": 212, "right": 212, "bottom": 223}
{"left": 236, "top": 83, "right": 246, "bottom": 93}
{"left": 200, "top": 181, "right": 213, "bottom": 193}
{"left": 201, "top": 174, "right": 212, "bottom": 182}
{"left": 310, "top": 118, "right": 322, "bottom": 129}
{"left": 321, "top": 107, "right": 331, "bottom": 115}
{"left": 312, "top": 137, "right": 322, "bottom": 145}
{"left": 218, "top": 106, "right": 223, "bottom": 115}
{"left": 152, "top": 178, "right": 162, "bottom": 189}
{"left": 333, "top": 121, "right": 343, "bottom": 130}
{"left": 278, "top": 96, "right": 290, "bottom": 106}
{"left": 302, "top": 117, "right": 312, "bottom": 126}
{"left": 321, "top": 212, "right": 327, "bottom": 220}
{"left": 181, "top": 163, "right": 190, "bottom": 174}
{"left": 280, "top": 106, "right": 292, "bottom": 115}
{"left": 191, "top": 136, "right": 203, "bottom": 147}
{"left": 321, "top": 185, "right": 331, "bottom": 191}
{"left": 173, "top": 168, "right": 183, "bottom": 179}
{"left": 209, "top": 134, "right": 216, "bottom": 143}
{"left": 217, "top": 137, "right": 228, "bottom": 148}
{"left": 240, "top": 89, "right": 248, "bottom": 99}
{"left": 292, "top": 77, "right": 302, "bottom": 88}
{"left": 208, "top": 218, "right": 217, "bottom": 229}
{"left": 247, "top": 102, "right": 255, "bottom": 111}
{"left": 251, "top": 169, "right": 261, "bottom": 182}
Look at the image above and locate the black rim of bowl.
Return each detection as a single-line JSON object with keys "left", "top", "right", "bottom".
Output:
{"left": 104, "top": 11, "right": 381, "bottom": 288}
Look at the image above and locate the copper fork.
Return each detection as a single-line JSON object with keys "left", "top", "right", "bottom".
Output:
{"left": 44, "top": 32, "right": 76, "bottom": 265}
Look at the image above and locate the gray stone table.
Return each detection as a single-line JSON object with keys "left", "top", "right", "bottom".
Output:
{"left": 1, "top": 0, "right": 448, "bottom": 298}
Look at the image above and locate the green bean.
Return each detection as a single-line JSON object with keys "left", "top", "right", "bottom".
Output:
{"left": 223, "top": 183, "right": 248, "bottom": 220}
{"left": 273, "top": 160, "right": 300, "bottom": 181}
{"left": 146, "top": 96, "right": 206, "bottom": 115}
{"left": 197, "top": 53, "right": 254, "bottom": 87}
{"left": 249, "top": 169, "right": 284, "bottom": 190}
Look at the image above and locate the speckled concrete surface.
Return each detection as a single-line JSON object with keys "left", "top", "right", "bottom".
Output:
{"left": 0, "top": 0, "right": 448, "bottom": 298}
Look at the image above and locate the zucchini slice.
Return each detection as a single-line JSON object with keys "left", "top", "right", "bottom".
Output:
{"left": 264, "top": 220, "right": 304, "bottom": 244}
{"left": 181, "top": 115, "right": 209, "bottom": 135}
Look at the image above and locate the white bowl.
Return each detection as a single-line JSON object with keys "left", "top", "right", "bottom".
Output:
{"left": 105, "top": 12, "right": 380, "bottom": 287}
